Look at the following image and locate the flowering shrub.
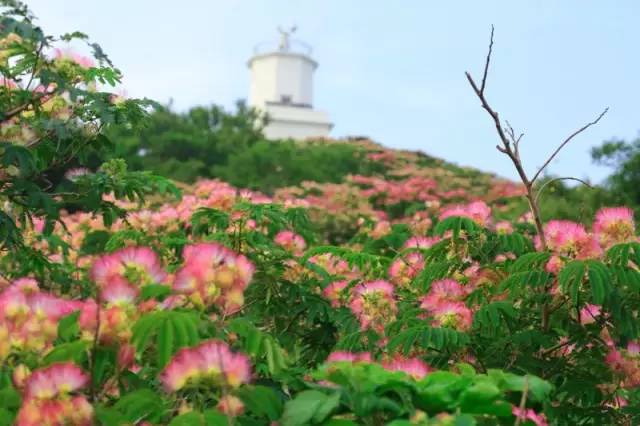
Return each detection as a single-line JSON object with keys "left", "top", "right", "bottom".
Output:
{"left": 1, "top": 3, "right": 639, "bottom": 426}
{"left": 1, "top": 163, "right": 638, "bottom": 424}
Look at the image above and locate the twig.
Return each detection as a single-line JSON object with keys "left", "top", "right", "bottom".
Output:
{"left": 25, "top": 41, "right": 44, "bottom": 91}
{"left": 465, "top": 28, "right": 546, "bottom": 250}
{"left": 514, "top": 377, "right": 529, "bottom": 426}
{"left": 480, "top": 25, "right": 494, "bottom": 94}
{"left": 534, "top": 177, "right": 593, "bottom": 206}
{"left": 531, "top": 108, "right": 609, "bottom": 183}
{"left": 1, "top": 91, "right": 50, "bottom": 122}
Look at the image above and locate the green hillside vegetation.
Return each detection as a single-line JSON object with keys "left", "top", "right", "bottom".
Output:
{"left": 103, "top": 103, "right": 626, "bottom": 224}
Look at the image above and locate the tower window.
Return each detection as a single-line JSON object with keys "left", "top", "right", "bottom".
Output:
{"left": 280, "top": 95, "right": 292, "bottom": 104}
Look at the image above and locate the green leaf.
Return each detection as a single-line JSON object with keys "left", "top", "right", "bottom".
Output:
{"left": 237, "top": 385, "right": 283, "bottom": 421}
{"left": 509, "top": 252, "right": 551, "bottom": 273}
{"left": 499, "top": 270, "right": 553, "bottom": 294}
{"left": 473, "top": 302, "right": 517, "bottom": 336}
{"left": 0, "top": 386, "right": 21, "bottom": 410}
{"left": 43, "top": 340, "right": 89, "bottom": 365}
{"left": 158, "top": 315, "right": 175, "bottom": 369}
{"left": 95, "top": 406, "right": 127, "bottom": 426}
{"left": 203, "top": 410, "right": 230, "bottom": 426}
{"left": 322, "top": 420, "right": 358, "bottom": 426}
{"left": 434, "top": 216, "right": 482, "bottom": 238}
{"left": 113, "top": 389, "right": 165, "bottom": 423}
{"left": 0, "top": 408, "right": 15, "bottom": 426}
{"left": 132, "top": 310, "right": 201, "bottom": 367}
{"left": 169, "top": 412, "right": 203, "bottom": 426}
{"left": 281, "top": 390, "right": 327, "bottom": 426}
{"left": 491, "top": 371, "right": 553, "bottom": 403}
{"left": 92, "top": 346, "right": 116, "bottom": 388}
{"left": 387, "top": 326, "right": 469, "bottom": 354}
{"left": 459, "top": 381, "right": 501, "bottom": 410}
{"left": 57, "top": 311, "right": 80, "bottom": 342}
{"left": 558, "top": 260, "right": 586, "bottom": 307}
{"left": 497, "top": 232, "right": 533, "bottom": 256}
{"left": 312, "top": 391, "right": 341, "bottom": 423}
{"left": 140, "top": 284, "right": 172, "bottom": 301}
{"left": 80, "top": 230, "right": 111, "bottom": 255}
{"left": 586, "top": 260, "right": 611, "bottom": 305}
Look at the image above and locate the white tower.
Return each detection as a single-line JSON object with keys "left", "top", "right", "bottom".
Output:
{"left": 248, "top": 27, "right": 332, "bottom": 140}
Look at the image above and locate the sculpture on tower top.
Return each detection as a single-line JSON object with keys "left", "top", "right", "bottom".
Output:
{"left": 277, "top": 25, "right": 297, "bottom": 51}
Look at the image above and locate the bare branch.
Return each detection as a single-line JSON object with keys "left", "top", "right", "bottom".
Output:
{"left": 531, "top": 107, "right": 609, "bottom": 183}
{"left": 480, "top": 25, "right": 495, "bottom": 94}
{"left": 465, "top": 71, "right": 512, "bottom": 155}
{"left": 505, "top": 121, "right": 524, "bottom": 161}
{"left": 466, "top": 27, "right": 547, "bottom": 253}
{"left": 534, "top": 176, "right": 593, "bottom": 206}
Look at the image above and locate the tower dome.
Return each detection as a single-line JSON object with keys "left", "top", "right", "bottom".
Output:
{"left": 247, "top": 27, "right": 332, "bottom": 140}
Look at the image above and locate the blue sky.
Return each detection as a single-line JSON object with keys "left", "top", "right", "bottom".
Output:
{"left": 27, "top": 1, "right": 639, "bottom": 183}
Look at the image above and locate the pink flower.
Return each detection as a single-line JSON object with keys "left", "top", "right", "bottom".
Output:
{"left": 274, "top": 230, "right": 306, "bottom": 256}
{"left": 540, "top": 220, "right": 602, "bottom": 259}
{"left": 370, "top": 221, "right": 392, "bottom": 239}
{"left": 308, "top": 253, "right": 359, "bottom": 279}
{"left": 12, "top": 364, "right": 31, "bottom": 390}
{"left": 16, "top": 395, "right": 94, "bottom": 426}
{"left": 0, "top": 280, "right": 83, "bottom": 354}
{"left": 545, "top": 255, "right": 564, "bottom": 274}
{"left": 439, "top": 200, "right": 491, "bottom": 227}
{"left": 100, "top": 278, "right": 138, "bottom": 305}
{"left": 217, "top": 395, "right": 245, "bottom": 417}
{"left": 327, "top": 351, "right": 372, "bottom": 363}
{"left": 54, "top": 48, "right": 95, "bottom": 69}
{"left": 495, "top": 221, "right": 514, "bottom": 234}
{"left": 605, "top": 346, "right": 640, "bottom": 388}
{"left": 593, "top": 207, "right": 635, "bottom": 248}
{"left": 428, "top": 301, "right": 473, "bottom": 331}
{"left": 403, "top": 236, "right": 440, "bottom": 250}
{"left": 349, "top": 280, "right": 397, "bottom": 333}
{"left": 628, "top": 341, "right": 640, "bottom": 357}
{"left": 383, "top": 356, "right": 432, "bottom": 380}
{"left": 580, "top": 304, "right": 602, "bottom": 325}
{"left": 24, "top": 363, "right": 89, "bottom": 400}
{"left": 117, "top": 344, "right": 136, "bottom": 371}
{"left": 512, "top": 406, "right": 548, "bottom": 426}
{"left": 91, "top": 246, "right": 166, "bottom": 288}
{"left": 323, "top": 280, "right": 349, "bottom": 307}
{"left": 77, "top": 299, "right": 134, "bottom": 345}
{"left": 173, "top": 243, "right": 254, "bottom": 313}
{"left": 160, "top": 340, "right": 251, "bottom": 392}
{"left": 420, "top": 279, "right": 467, "bottom": 308}
{"left": 388, "top": 252, "right": 425, "bottom": 288}
{"left": 0, "top": 76, "right": 18, "bottom": 89}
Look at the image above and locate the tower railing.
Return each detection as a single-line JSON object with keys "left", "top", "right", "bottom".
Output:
{"left": 252, "top": 39, "right": 313, "bottom": 56}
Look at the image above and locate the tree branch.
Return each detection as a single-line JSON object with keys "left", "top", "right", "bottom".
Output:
{"left": 480, "top": 25, "right": 494, "bottom": 94}
{"left": 531, "top": 107, "right": 609, "bottom": 183}
{"left": 2, "top": 91, "right": 52, "bottom": 123}
{"left": 465, "top": 27, "right": 547, "bottom": 251}
{"left": 534, "top": 176, "right": 593, "bottom": 206}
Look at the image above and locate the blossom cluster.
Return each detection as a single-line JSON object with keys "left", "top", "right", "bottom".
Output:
{"left": 420, "top": 279, "right": 473, "bottom": 331}
{"left": 325, "top": 351, "right": 431, "bottom": 380}
{"left": 160, "top": 340, "right": 251, "bottom": 392}
{"left": 173, "top": 243, "right": 255, "bottom": 314}
{"left": 349, "top": 280, "right": 398, "bottom": 333}
{"left": 0, "top": 278, "right": 82, "bottom": 358}
{"left": 15, "top": 363, "right": 93, "bottom": 426}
